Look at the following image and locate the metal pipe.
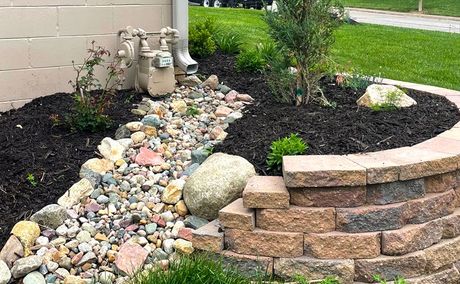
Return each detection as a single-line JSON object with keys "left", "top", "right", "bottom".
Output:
{"left": 172, "top": 0, "right": 198, "bottom": 74}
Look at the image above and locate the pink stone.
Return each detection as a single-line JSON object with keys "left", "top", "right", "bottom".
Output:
{"left": 125, "top": 224, "right": 139, "bottom": 232}
{"left": 225, "top": 90, "right": 238, "bottom": 103}
{"left": 178, "top": 228, "right": 193, "bottom": 241}
{"left": 115, "top": 243, "right": 148, "bottom": 275}
{"left": 0, "top": 235, "right": 23, "bottom": 268}
{"left": 71, "top": 252, "right": 84, "bottom": 265}
{"left": 85, "top": 202, "right": 101, "bottom": 213}
{"left": 215, "top": 106, "right": 233, "bottom": 117}
{"left": 135, "top": 147, "right": 165, "bottom": 166}
{"left": 236, "top": 94, "right": 254, "bottom": 102}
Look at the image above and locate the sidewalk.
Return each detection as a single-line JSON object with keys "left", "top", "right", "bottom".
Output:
{"left": 347, "top": 8, "right": 460, "bottom": 33}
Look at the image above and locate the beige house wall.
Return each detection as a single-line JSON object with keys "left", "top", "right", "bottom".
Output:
{"left": 0, "top": 0, "right": 173, "bottom": 112}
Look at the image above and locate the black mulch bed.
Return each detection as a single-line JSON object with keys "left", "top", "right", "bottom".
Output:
{"left": 199, "top": 51, "right": 460, "bottom": 176}
{"left": 0, "top": 91, "right": 142, "bottom": 248}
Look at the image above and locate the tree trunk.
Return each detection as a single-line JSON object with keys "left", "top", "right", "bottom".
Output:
{"left": 418, "top": 0, "right": 423, "bottom": 12}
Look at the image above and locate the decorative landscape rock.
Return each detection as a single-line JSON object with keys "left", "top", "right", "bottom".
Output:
{"left": 57, "top": 178, "right": 94, "bottom": 209}
{"left": 80, "top": 158, "right": 114, "bottom": 176}
{"left": 357, "top": 84, "right": 417, "bottom": 109}
{"left": 0, "top": 235, "right": 23, "bottom": 268}
{"left": 97, "top": 137, "right": 125, "bottom": 161}
{"left": 135, "top": 147, "right": 165, "bottom": 166}
{"left": 162, "top": 179, "right": 186, "bottom": 204}
{"left": 115, "top": 243, "right": 148, "bottom": 275}
{"left": 201, "top": 75, "right": 219, "bottom": 90}
{"left": 0, "top": 260, "right": 11, "bottom": 284}
{"left": 23, "top": 271, "right": 46, "bottom": 284}
{"left": 183, "top": 153, "right": 256, "bottom": 219}
{"left": 11, "top": 221, "right": 40, "bottom": 256}
{"left": 11, "top": 255, "right": 42, "bottom": 278}
{"left": 30, "top": 204, "right": 68, "bottom": 229}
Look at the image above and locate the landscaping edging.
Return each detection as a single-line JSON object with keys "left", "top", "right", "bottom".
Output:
{"left": 193, "top": 81, "right": 460, "bottom": 284}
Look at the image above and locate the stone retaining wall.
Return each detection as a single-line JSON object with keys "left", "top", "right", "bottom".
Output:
{"left": 192, "top": 83, "right": 460, "bottom": 284}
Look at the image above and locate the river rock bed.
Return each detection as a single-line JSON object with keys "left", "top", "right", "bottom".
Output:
{"left": 0, "top": 75, "right": 252, "bottom": 284}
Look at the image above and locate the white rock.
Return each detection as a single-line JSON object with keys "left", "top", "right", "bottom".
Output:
{"left": 126, "top": 122, "right": 143, "bottom": 132}
{"left": 98, "top": 137, "right": 125, "bottom": 162}
{"left": 0, "top": 260, "right": 11, "bottom": 284}
{"left": 23, "top": 271, "right": 46, "bottom": 284}
{"left": 57, "top": 178, "right": 94, "bottom": 209}
{"left": 162, "top": 239, "right": 175, "bottom": 254}
{"left": 357, "top": 84, "right": 417, "bottom": 109}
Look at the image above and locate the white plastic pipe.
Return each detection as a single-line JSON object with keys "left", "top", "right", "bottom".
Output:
{"left": 172, "top": 0, "right": 199, "bottom": 74}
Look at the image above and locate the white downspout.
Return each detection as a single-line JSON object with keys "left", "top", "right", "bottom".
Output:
{"left": 172, "top": 0, "right": 199, "bottom": 74}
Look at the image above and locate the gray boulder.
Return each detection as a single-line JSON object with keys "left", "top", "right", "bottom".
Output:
{"left": 30, "top": 204, "right": 68, "bottom": 229}
{"left": 183, "top": 153, "right": 256, "bottom": 219}
{"left": 0, "top": 260, "right": 11, "bottom": 284}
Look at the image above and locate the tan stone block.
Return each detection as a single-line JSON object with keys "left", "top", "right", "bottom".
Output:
{"left": 283, "top": 155, "right": 366, "bottom": 188}
{"left": 59, "top": 6, "right": 113, "bottom": 36}
{"left": 30, "top": 37, "right": 87, "bottom": 68}
{"left": 113, "top": 5, "right": 162, "bottom": 32}
{"left": 219, "top": 251, "right": 273, "bottom": 276}
{"left": 192, "top": 220, "right": 223, "bottom": 253}
{"left": 406, "top": 266, "right": 460, "bottom": 284}
{"left": 0, "top": 39, "right": 29, "bottom": 70}
{"left": 243, "top": 176, "right": 289, "bottom": 209}
{"left": 424, "top": 236, "right": 460, "bottom": 272}
{"left": 0, "top": 99, "right": 30, "bottom": 112}
{"left": 440, "top": 209, "right": 460, "bottom": 239}
{"left": 219, "top": 198, "right": 255, "bottom": 231}
{"left": 367, "top": 179, "right": 425, "bottom": 205}
{"left": 355, "top": 251, "right": 427, "bottom": 282}
{"left": 0, "top": 0, "right": 10, "bottom": 6}
{"left": 406, "top": 191, "right": 457, "bottom": 224}
{"left": 414, "top": 136, "right": 460, "bottom": 156}
{"left": 385, "top": 147, "right": 457, "bottom": 180}
{"left": 257, "top": 206, "right": 335, "bottom": 234}
{"left": 13, "top": 0, "right": 60, "bottom": 5}
{"left": 346, "top": 152, "right": 400, "bottom": 184}
{"left": 274, "top": 256, "right": 354, "bottom": 284}
{"left": 382, "top": 220, "right": 443, "bottom": 256}
{"left": 289, "top": 186, "right": 366, "bottom": 207}
{"left": 225, "top": 229, "right": 303, "bottom": 258}
{"left": 304, "top": 231, "right": 381, "bottom": 259}
{"left": 0, "top": 7, "right": 56, "bottom": 38}
{"left": 0, "top": 68, "right": 65, "bottom": 102}
{"left": 336, "top": 202, "right": 407, "bottom": 233}
{"left": 425, "top": 172, "right": 457, "bottom": 193}
{"left": 439, "top": 127, "right": 460, "bottom": 141}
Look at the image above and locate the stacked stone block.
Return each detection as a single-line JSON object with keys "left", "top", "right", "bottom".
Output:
{"left": 192, "top": 92, "right": 460, "bottom": 284}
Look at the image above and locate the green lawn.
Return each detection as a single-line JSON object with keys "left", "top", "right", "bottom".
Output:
{"left": 190, "top": 6, "right": 460, "bottom": 90}
{"left": 342, "top": 0, "right": 460, "bottom": 17}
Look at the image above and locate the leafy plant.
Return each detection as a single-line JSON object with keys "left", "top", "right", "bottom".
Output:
{"left": 66, "top": 41, "right": 124, "bottom": 132}
{"left": 256, "top": 40, "right": 281, "bottom": 64}
{"left": 26, "top": 173, "right": 38, "bottom": 187}
{"left": 49, "top": 114, "right": 61, "bottom": 127}
{"left": 236, "top": 49, "right": 266, "bottom": 72}
{"left": 189, "top": 18, "right": 218, "bottom": 58}
{"left": 265, "top": 0, "right": 344, "bottom": 106}
{"left": 267, "top": 133, "right": 308, "bottom": 170}
{"left": 215, "top": 30, "right": 243, "bottom": 54}
{"left": 370, "top": 90, "right": 403, "bottom": 111}
{"left": 186, "top": 105, "right": 200, "bottom": 116}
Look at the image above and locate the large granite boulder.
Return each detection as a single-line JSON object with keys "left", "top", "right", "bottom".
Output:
{"left": 357, "top": 84, "right": 417, "bottom": 109}
{"left": 183, "top": 153, "right": 256, "bottom": 219}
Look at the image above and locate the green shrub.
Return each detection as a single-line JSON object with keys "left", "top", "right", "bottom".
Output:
{"left": 189, "top": 18, "right": 218, "bottom": 58}
{"left": 256, "top": 40, "right": 281, "bottom": 64}
{"left": 265, "top": 0, "right": 344, "bottom": 106}
{"left": 266, "top": 66, "right": 297, "bottom": 103}
{"left": 267, "top": 133, "right": 308, "bottom": 170}
{"left": 66, "top": 41, "right": 123, "bottom": 132}
{"left": 215, "top": 30, "right": 242, "bottom": 54}
{"left": 236, "top": 49, "right": 266, "bottom": 72}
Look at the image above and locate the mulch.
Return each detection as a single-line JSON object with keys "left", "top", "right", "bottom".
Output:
{"left": 0, "top": 91, "right": 142, "bottom": 248}
{"left": 199, "top": 51, "right": 460, "bottom": 175}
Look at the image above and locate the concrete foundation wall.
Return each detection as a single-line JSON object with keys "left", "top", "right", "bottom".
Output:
{"left": 0, "top": 0, "right": 172, "bottom": 111}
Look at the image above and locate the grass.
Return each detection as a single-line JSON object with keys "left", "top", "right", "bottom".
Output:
{"left": 342, "top": 0, "right": 460, "bottom": 17}
{"left": 130, "top": 254, "right": 340, "bottom": 284}
{"left": 190, "top": 6, "right": 460, "bottom": 90}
